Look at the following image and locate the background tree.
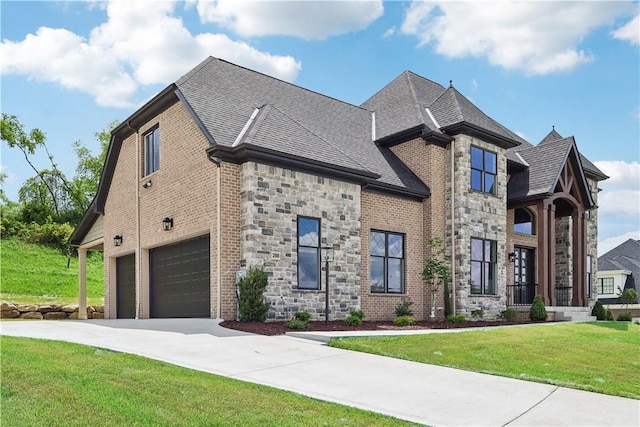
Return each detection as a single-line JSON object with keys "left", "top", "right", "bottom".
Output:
{"left": 73, "top": 120, "right": 117, "bottom": 203}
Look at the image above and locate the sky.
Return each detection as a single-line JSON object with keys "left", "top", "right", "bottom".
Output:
{"left": 1, "top": 0, "right": 639, "bottom": 255}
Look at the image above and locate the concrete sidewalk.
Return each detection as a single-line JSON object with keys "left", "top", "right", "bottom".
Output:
{"left": 2, "top": 319, "right": 638, "bottom": 426}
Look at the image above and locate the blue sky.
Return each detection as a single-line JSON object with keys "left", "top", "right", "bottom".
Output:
{"left": 1, "top": 0, "right": 639, "bottom": 254}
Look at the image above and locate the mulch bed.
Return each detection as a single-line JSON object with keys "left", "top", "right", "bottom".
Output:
{"left": 220, "top": 319, "right": 539, "bottom": 336}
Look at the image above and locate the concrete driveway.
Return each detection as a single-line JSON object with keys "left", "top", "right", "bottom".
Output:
{"left": 2, "top": 319, "right": 638, "bottom": 426}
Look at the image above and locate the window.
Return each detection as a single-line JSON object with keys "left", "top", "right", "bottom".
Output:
{"left": 297, "top": 217, "right": 320, "bottom": 289}
{"left": 597, "top": 277, "right": 614, "bottom": 295}
{"left": 586, "top": 255, "right": 592, "bottom": 298}
{"left": 514, "top": 208, "right": 535, "bottom": 235}
{"left": 143, "top": 127, "right": 160, "bottom": 176}
{"left": 471, "top": 146, "right": 497, "bottom": 194}
{"left": 370, "top": 231, "right": 404, "bottom": 293}
{"left": 471, "top": 238, "right": 496, "bottom": 294}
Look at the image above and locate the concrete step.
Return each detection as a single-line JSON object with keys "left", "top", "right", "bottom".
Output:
{"left": 554, "top": 308, "right": 596, "bottom": 322}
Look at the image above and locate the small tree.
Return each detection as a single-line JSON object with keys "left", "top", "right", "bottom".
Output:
{"left": 617, "top": 287, "right": 638, "bottom": 314}
{"left": 529, "top": 294, "right": 548, "bottom": 321}
{"left": 421, "top": 238, "right": 451, "bottom": 318}
{"left": 591, "top": 300, "right": 606, "bottom": 321}
{"left": 237, "top": 266, "right": 269, "bottom": 321}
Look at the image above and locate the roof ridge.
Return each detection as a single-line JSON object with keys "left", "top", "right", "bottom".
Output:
{"left": 267, "top": 104, "right": 374, "bottom": 173}
{"left": 404, "top": 72, "right": 431, "bottom": 126}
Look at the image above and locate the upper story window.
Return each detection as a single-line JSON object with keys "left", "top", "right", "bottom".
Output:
{"left": 514, "top": 208, "right": 535, "bottom": 235}
{"left": 471, "top": 146, "right": 497, "bottom": 194}
{"left": 370, "top": 230, "right": 405, "bottom": 294}
{"left": 143, "top": 127, "right": 160, "bottom": 176}
{"left": 471, "top": 237, "right": 496, "bottom": 295}
{"left": 297, "top": 216, "right": 320, "bottom": 290}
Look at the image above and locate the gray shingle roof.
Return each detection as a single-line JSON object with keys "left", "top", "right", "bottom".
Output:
{"left": 176, "top": 57, "right": 429, "bottom": 195}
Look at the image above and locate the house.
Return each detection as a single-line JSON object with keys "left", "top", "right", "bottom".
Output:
{"left": 70, "top": 57, "right": 608, "bottom": 321}
{"left": 597, "top": 239, "right": 640, "bottom": 304}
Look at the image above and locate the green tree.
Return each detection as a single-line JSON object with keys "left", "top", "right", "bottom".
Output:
{"left": 421, "top": 237, "right": 451, "bottom": 318}
{"left": 73, "top": 120, "right": 117, "bottom": 202}
{"left": 617, "top": 287, "right": 638, "bottom": 313}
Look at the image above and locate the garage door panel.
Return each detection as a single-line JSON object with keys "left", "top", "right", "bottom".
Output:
{"left": 150, "top": 235, "right": 210, "bottom": 318}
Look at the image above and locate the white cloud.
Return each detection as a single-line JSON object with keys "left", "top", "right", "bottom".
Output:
{"left": 400, "top": 1, "right": 634, "bottom": 75}
{"left": 599, "top": 230, "right": 640, "bottom": 256}
{"left": 612, "top": 14, "right": 640, "bottom": 45}
{"left": 194, "top": 0, "right": 383, "bottom": 40}
{"left": 0, "top": 165, "right": 18, "bottom": 184}
{"left": 594, "top": 161, "right": 640, "bottom": 217}
{"left": 0, "top": 0, "right": 301, "bottom": 108}
{"left": 383, "top": 26, "right": 396, "bottom": 38}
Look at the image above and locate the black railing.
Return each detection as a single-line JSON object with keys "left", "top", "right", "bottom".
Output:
{"left": 507, "top": 284, "right": 537, "bottom": 306}
{"left": 555, "top": 286, "right": 572, "bottom": 307}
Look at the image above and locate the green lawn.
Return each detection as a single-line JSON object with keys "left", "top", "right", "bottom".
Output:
{"left": 0, "top": 238, "right": 104, "bottom": 305}
{"left": 330, "top": 322, "right": 640, "bottom": 400}
{"left": 1, "top": 336, "right": 415, "bottom": 427}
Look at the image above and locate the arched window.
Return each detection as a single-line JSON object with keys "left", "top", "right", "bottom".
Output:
{"left": 514, "top": 208, "right": 535, "bottom": 235}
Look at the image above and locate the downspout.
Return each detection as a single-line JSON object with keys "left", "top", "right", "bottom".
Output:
{"left": 450, "top": 138, "right": 456, "bottom": 315}
{"left": 127, "top": 120, "right": 141, "bottom": 319}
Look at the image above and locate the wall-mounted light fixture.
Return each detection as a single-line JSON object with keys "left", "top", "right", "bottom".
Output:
{"left": 162, "top": 217, "right": 174, "bottom": 231}
{"left": 508, "top": 252, "right": 516, "bottom": 263}
{"left": 142, "top": 180, "right": 152, "bottom": 189}
{"left": 114, "top": 235, "right": 123, "bottom": 246}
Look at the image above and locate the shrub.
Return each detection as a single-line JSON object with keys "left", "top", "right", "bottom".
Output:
{"left": 500, "top": 308, "right": 518, "bottom": 322}
{"left": 529, "top": 294, "right": 548, "bottom": 321}
{"left": 470, "top": 309, "right": 484, "bottom": 320}
{"left": 393, "top": 315, "right": 415, "bottom": 326}
{"left": 293, "top": 310, "right": 311, "bottom": 322}
{"left": 237, "top": 266, "right": 269, "bottom": 322}
{"left": 394, "top": 298, "right": 414, "bottom": 317}
{"left": 605, "top": 309, "right": 614, "bottom": 321}
{"left": 591, "top": 301, "right": 606, "bottom": 320}
{"left": 446, "top": 314, "right": 467, "bottom": 323}
{"left": 344, "top": 314, "right": 363, "bottom": 326}
{"left": 350, "top": 310, "right": 365, "bottom": 320}
{"left": 18, "top": 220, "right": 73, "bottom": 252}
{"left": 617, "top": 312, "right": 633, "bottom": 322}
{"left": 286, "top": 319, "right": 310, "bottom": 330}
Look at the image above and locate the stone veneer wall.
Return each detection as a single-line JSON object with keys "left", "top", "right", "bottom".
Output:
{"left": 586, "top": 177, "right": 599, "bottom": 303}
{"left": 239, "top": 162, "right": 361, "bottom": 321}
{"left": 1, "top": 302, "right": 104, "bottom": 319}
{"left": 554, "top": 216, "right": 573, "bottom": 290}
{"left": 451, "top": 135, "right": 508, "bottom": 319}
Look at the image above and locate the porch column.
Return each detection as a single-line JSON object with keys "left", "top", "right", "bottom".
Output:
{"left": 78, "top": 248, "right": 88, "bottom": 320}
{"left": 537, "top": 201, "right": 553, "bottom": 305}
{"left": 572, "top": 209, "right": 587, "bottom": 306}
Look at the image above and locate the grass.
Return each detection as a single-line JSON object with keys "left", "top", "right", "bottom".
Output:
{"left": 1, "top": 336, "right": 415, "bottom": 427}
{"left": 1, "top": 238, "right": 104, "bottom": 305}
{"left": 330, "top": 322, "right": 640, "bottom": 400}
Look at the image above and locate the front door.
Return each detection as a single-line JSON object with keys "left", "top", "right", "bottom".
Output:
{"left": 514, "top": 247, "right": 535, "bottom": 304}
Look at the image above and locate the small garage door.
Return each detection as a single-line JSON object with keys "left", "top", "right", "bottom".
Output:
{"left": 116, "top": 254, "right": 136, "bottom": 319}
{"left": 150, "top": 235, "right": 210, "bottom": 318}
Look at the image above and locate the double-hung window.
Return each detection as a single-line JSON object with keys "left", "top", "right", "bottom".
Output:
{"left": 471, "top": 146, "right": 497, "bottom": 194}
{"left": 297, "top": 216, "right": 320, "bottom": 290}
{"left": 143, "top": 127, "right": 160, "bottom": 176}
{"left": 370, "top": 230, "right": 404, "bottom": 293}
{"left": 471, "top": 238, "right": 496, "bottom": 295}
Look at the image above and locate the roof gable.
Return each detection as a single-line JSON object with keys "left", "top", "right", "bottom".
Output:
{"left": 508, "top": 136, "right": 594, "bottom": 208}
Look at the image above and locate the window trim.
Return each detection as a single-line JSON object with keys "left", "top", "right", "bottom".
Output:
{"left": 470, "top": 145, "right": 498, "bottom": 195}
{"left": 370, "top": 230, "right": 405, "bottom": 294}
{"left": 297, "top": 216, "right": 321, "bottom": 290}
{"left": 143, "top": 126, "right": 160, "bottom": 177}
{"left": 470, "top": 237, "right": 496, "bottom": 295}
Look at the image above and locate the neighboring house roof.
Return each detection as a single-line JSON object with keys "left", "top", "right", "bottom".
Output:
{"left": 361, "top": 72, "right": 527, "bottom": 148}
{"left": 598, "top": 239, "right": 640, "bottom": 302}
{"left": 507, "top": 136, "right": 595, "bottom": 208}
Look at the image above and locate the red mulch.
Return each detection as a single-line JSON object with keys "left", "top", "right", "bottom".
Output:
{"left": 220, "top": 319, "right": 538, "bottom": 336}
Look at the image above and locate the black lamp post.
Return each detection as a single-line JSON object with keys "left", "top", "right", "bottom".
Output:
{"left": 321, "top": 246, "right": 334, "bottom": 325}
